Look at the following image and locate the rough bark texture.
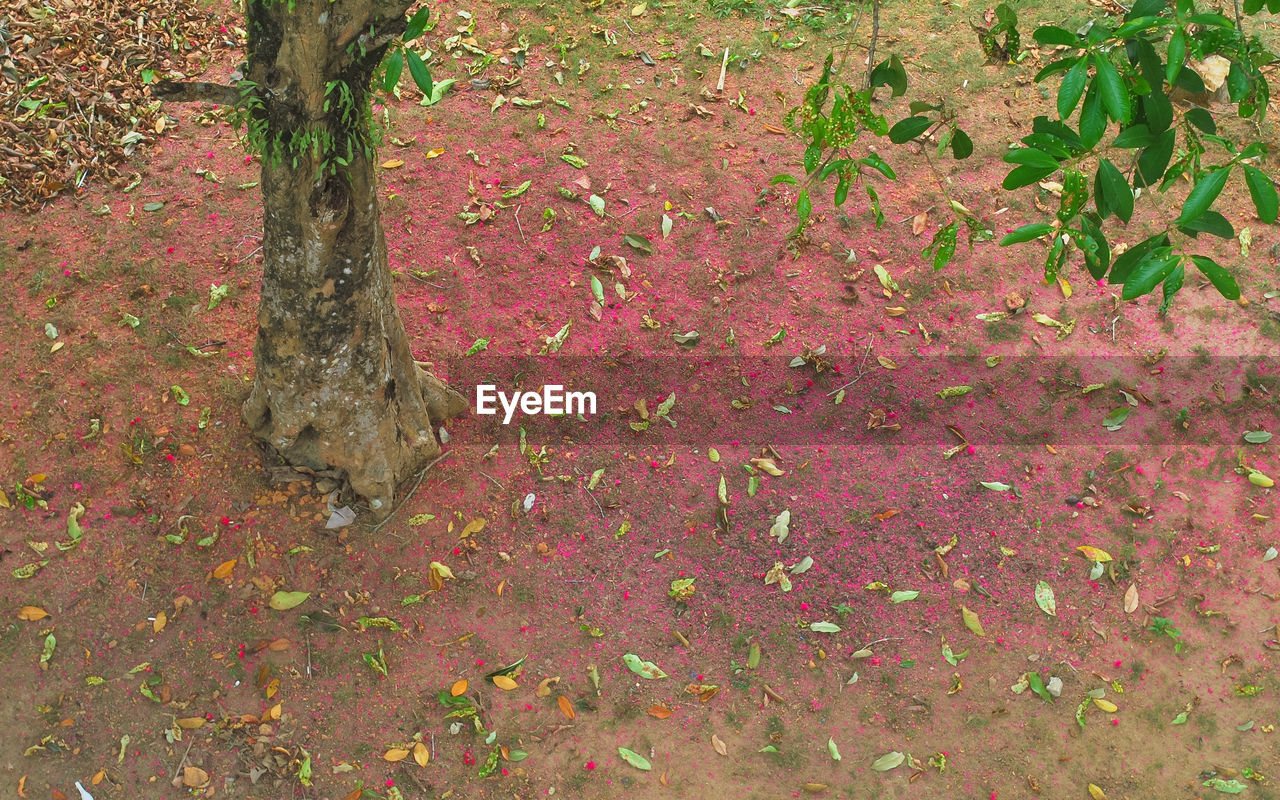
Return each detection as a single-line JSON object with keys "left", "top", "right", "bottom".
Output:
{"left": 237, "top": 0, "right": 465, "bottom": 517}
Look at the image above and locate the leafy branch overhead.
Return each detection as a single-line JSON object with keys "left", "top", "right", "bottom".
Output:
{"left": 783, "top": 0, "right": 1277, "bottom": 306}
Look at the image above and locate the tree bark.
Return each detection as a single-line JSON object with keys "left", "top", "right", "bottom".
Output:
{"left": 231, "top": 0, "right": 465, "bottom": 516}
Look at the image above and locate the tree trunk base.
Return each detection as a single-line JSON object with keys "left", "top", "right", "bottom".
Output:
{"left": 243, "top": 363, "right": 466, "bottom": 520}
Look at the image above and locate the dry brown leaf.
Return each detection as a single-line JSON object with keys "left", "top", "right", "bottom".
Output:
{"left": 17, "top": 606, "right": 48, "bottom": 621}
{"left": 17, "top": 775, "right": 26, "bottom": 799}
{"left": 384, "top": 748, "right": 410, "bottom": 762}
{"left": 413, "top": 741, "right": 430, "bottom": 767}
{"left": 873, "top": 508, "right": 900, "bottom": 521}
{"left": 1124, "top": 584, "right": 1139, "bottom": 614}
{"left": 803, "top": 784, "right": 829, "bottom": 794}
{"left": 660, "top": 771, "right": 670, "bottom": 787}
{"left": 492, "top": 675, "right": 518, "bottom": 691}
{"left": 885, "top": 306, "right": 907, "bottom": 317}
{"left": 911, "top": 211, "right": 928, "bottom": 236}
{"left": 175, "top": 717, "right": 206, "bottom": 729}
{"left": 648, "top": 704, "right": 673, "bottom": 719}
{"left": 557, "top": 695, "right": 576, "bottom": 720}
{"left": 535, "top": 676, "right": 560, "bottom": 697}
{"left": 451, "top": 679, "right": 468, "bottom": 696}
{"left": 342, "top": 788, "right": 362, "bottom": 800}
{"left": 90, "top": 770, "right": 105, "bottom": 786}
{"left": 267, "top": 702, "right": 282, "bottom": 720}
{"left": 460, "top": 518, "right": 487, "bottom": 538}
{"left": 267, "top": 638, "right": 290, "bottom": 651}
{"left": 711, "top": 734, "right": 728, "bottom": 756}
{"left": 182, "top": 766, "right": 209, "bottom": 788}
{"left": 877, "top": 355, "right": 898, "bottom": 370}
{"left": 153, "top": 610, "right": 167, "bottom": 634}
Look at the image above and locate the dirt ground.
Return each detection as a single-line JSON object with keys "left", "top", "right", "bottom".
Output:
{"left": 2, "top": 1, "right": 1280, "bottom": 799}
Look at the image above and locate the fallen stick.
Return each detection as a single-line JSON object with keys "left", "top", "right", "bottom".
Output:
{"left": 717, "top": 47, "right": 729, "bottom": 92}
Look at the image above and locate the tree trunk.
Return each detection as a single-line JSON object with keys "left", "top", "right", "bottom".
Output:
{"left": 237, "top": 0, "right": 465, "bottom": 517}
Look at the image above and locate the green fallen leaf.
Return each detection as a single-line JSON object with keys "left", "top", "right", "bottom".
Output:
{"left": 502, "top": 180, "right": 532, "bottom": 199}
{"left": 871, "top": 751, "right": 905, "bottom": 771}
{"left": 1244, "top": 431, "right": 1273, "bottom": 444}
{"left": 561, "top": 154, "right": 588, "bottom": 169}
{"left": 623, "top": 233, "right": 653, "bottom": 255}
{"left": 808, "top": 621, "right": 841, "bottom": 633}
{"left": 618, "top": 746, "right": 651, "bottom": 770}
{"left": 1103, "top": 406, "right": 1130, "bottom": 430}
{"left": 890, "top": 590, "right": 920, "bottom": 603}
{"left": 170, "top": 385, "right": 190, "bottom": 406}
{"left": 466, "top": 337, "right": 491, "bottom": 356}
{"left": 39, "top": 633, "right": 56, "bottom": 667}
{"left": 1202, "top": 778, "right": 1247, "bottom": 794}
{"left": 208, "top": 283, "right": 229, "bottom": 310}
{"left": 827, "top": 737, "right": 841, "bottom": 761}
{"left": 1034, "top": 581, "right": 1057, "bottom": 616}
{"left": 961, "top": 605, "right": 985, "bottom": 636}
{"left": 268, "top": 591, "right": 311, "bottom": 611}
{"left": 622, "top": 653, "right": 667, "bottom": 679}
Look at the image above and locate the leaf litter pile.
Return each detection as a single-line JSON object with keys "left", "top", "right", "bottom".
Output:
{"left": 2, "top": 0, "right": 1280, "bottom": 798}
{"left": 0, "top": 0, "right": 238, "bottom": 209}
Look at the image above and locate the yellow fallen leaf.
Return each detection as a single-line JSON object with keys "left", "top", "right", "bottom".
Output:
{"left": 212, "top": 559, "right": 236, "bottom": 579}
{"left": 91, "top": 769, "right": 105, "bottom": 785}
{"left": 460, "top": 518, "right": 486, "bottom": 538}
{"left": 153, "top": 610, "right": 167, "bottom": 634}
{"left": 1057, "top": 275, "right": 1073, "bottom": 298}
{"left": 384, "top": 748, "right": 410, "bottom": 762}
{"left": 877, "top": 356, "right": 898, "bottom": 370}
{"left": 176, "top": 717, "right": 206, "bottom": 729}
{"left": 267, "top": 702, "right": 282, "bottom": 720}
{"left": 1088, "top": 783, "right": 1107, "bottom": 800}
{"left": 492, "top": 675, "right": 518, "bottom": 691}
{"left": 381, "top": 159, "right": 405, "bottom": 169}
{"left": 631, "top": 1, "right": 647, "bottom": 15}
{"left": 451, "top": 679, "right": 468, "bottom": 697}
{"left": 413, "top": 741, "right": 430, "bottom": 766}
{"left": 711, "top": 733, "right": 727, "bottom": 756}
{"left": 17, "top": 606, "right": 49, "bottom": 621}
{"left": 425, "top": 148, "right": 445, "bottom": 159}
{"left": 1076, "top": 546, "right": 1113, "bottom": 563}
{"left": 1093, "top": 698, "right": 1118, "bottom": 713}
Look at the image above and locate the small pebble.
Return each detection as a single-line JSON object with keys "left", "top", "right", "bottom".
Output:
{"left": 1064, "top": 495, "right": 1080, "bottom": 506}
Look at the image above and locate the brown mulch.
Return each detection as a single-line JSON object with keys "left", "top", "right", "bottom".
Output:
{"left": 0, "top": 0, "right": 239, "bottom": 211}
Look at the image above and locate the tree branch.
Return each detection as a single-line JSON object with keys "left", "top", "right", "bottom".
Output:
{"left": 152, "top": 81, "right": 242, "bottom": 106}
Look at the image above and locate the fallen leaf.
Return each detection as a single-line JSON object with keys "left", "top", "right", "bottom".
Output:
{"left": 871, "top": 751, "right": 905, "bottom": 771}
{"left": 413, "top": 742, "right": 430, "bottom": 766}
{"left": 1034, "top": 581, "right": 1057, "bottom": 616}
{"left": 425, "top": 147, "right": 445, "bottom": 158}
{"left": 153, "top": 610, "right": 167, "bottom": 633}
{"left": 618, "top": 746, "right": 652, "bottom": 770}
{"left": 182, "top": 766, "right": 209, "bottom": 787}
{"left": 381, "top": 159, "right": 404, "bottom": 169}
{"left": 492, "top": 675, "right": 518, "bottom": 691}
{"left": 460, "top": 518, "right": 486, "bottom": 538}
{"left": 451, "top": 679, "right": 468, "bottom": 696}
{"left": 1076, "top": 546, "right": 1112, "bottom": 563}
{"left": 384, "top": 748, "right": 410, "bottom": 762}
{"left": 648, "top": 704, "right": 672, "bottom": 719}
{"left": 961, "top": 605, "right": 986, "bottom": 636}
{"left": 176, "top": 717, "right": 206, "bottom": 729}
{"left": 557, "top": 695, "right": 575, "bottom": 720}
{"left": 212, "top": 559, "right": 236, "bottom": 579}
{"left": 1093, "top": 698, "right": 1118, "bottom": 713}
{"left": 17, "top": 606, "right": 48, "bottom": 621}
{"left": 622, "top": 653, "right": 668, "bottom": 679}
{"left": 268, "top": 591, "right": 310, "bottom": 611}
{"left": 1123, "top": 584, "right": 1139, "bottom": 614}
{"left": 1088, "top": 783, "right": 1107, "bottom": 800}
{"left": 711, "top": 734, "right": 728, "bottom": 756}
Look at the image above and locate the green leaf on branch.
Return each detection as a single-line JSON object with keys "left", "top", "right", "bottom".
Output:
{"left": 1093, "top": 54, "right": 1129, "bottom": 124}
{"left": 1000, "top": 223, "right": 1054, "bottom": 245}
{"left": 1122, "top": 252, "right": 1179, "bottom": 300}
{"left": 405, "top": 49, "right": 433, "bottom": 98}
{"left": 1243, "top": 165, "right": 1278, "bottom": 223}
{"left": 1190, "top": 255, "right": 1240, "bottom": 299}
{"left": 383, "top": 50, "right": 404, "bottom": 93}
{"left": 888, "top": 116, "right": 932, "bottom": 144}
{"left": 923, "top": 221, "right": 959, "bottom": 271}
{"left": 869, "top": 54, "right": 908, "bottom": 97}
{"left": 1058, "top": 58, "right": 1087, "bottom": 120}
{"left": 1094, "top": 158, "right": 1133, "bottom": 223}
{"left": 1176, "top": 165, "right": 1231, "bottom": 225}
